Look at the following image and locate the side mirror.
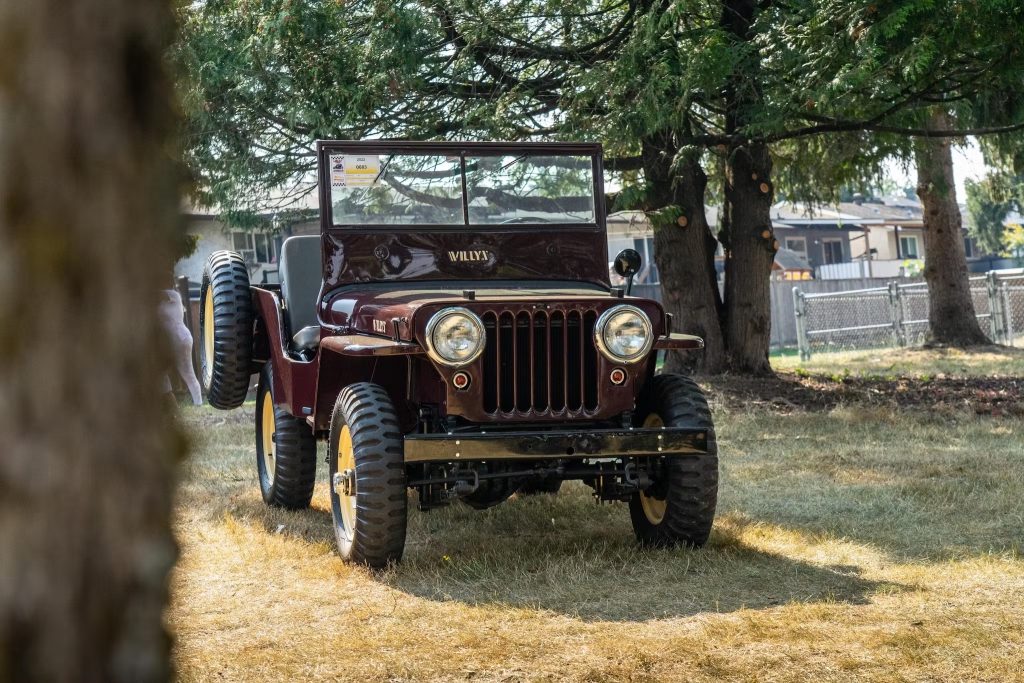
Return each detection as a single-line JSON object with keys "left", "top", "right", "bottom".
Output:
{"left": 613, "top": 248, "right": 642, "bottom": 295}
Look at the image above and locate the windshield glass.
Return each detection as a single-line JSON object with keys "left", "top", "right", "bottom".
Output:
{"left": 330, "top": 154, "right": 462, "bottom": 225}
{"left": 465, "top": 155, "right": 594, "bottom": 224}
{"left": 329, "top": 152, "right": 596, "bottom": 226}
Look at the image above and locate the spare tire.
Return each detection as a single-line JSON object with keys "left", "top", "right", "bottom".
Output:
{"left": 199, "top": 250, "right": 254, "bottom": 409}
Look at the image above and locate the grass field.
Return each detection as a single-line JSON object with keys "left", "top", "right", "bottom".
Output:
{"left": 170, "top": 350, "right": 1024, "bottom": 682}
{"left": 773, "top": 344, "right": 1024, "bottom": 378}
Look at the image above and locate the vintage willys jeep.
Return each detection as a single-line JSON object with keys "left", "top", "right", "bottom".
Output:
{"left": 200, "top": 141, "right": 717, "bottom": 567}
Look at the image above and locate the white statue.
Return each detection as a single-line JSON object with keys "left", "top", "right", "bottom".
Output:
{"left": 159, "top": 289, "right": 203, "bottom": 405}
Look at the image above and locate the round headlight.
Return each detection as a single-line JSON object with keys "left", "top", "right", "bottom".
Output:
{"left": 425, "top": 307, "right": 485, "bottom": 367}
{"left": 595, "top": 305, "right": 653, "bottom": 363}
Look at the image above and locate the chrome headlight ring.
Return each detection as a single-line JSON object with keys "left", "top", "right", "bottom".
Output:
{"left": 424, "top": 307, "right": 486, "bottom": 367}
{"left": 594, "top": 304, "right": 654, "bottom": 364}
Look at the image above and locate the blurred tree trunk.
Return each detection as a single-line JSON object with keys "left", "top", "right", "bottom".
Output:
{"left": 915, "top": 111, "right": 990, "bottom": 346}
{"left": 643, "top": 135, "right": 725, "bottom": 375}
{"left": 0, "top": 1, "right": 183, "bottom": 682}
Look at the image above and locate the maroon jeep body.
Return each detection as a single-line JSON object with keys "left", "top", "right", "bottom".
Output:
{"left": 199, "top": 141, "right": 718, "bottom": 567}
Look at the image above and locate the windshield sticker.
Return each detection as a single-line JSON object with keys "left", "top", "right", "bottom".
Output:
{"left": 330, "top": 154, "right": 380, "bottom": 187}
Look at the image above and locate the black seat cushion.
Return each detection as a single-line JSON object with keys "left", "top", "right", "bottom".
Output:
{"left": 292, "top": 325, "right": 320, "bottom": 351}
{"left": 278, "top": 236, "right": 322, "bottom": 336}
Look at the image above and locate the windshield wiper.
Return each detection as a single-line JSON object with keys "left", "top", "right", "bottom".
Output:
{"left": 498, "top": 154, "right": 528, "bottom": 172}
{"left": 373, "top": 155, "right": 395, "bottom": 185}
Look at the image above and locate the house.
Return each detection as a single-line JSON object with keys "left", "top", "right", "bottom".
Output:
{"left": 606, "top": 208, "right": 815, "bottom": 290}
{"left": 840, "top": 195, "right": 1000, "bottom": 277}
{"left": 174, "top": 199, "right": 318, "bottom": 291}
{"left": 769, "top": 203, "right": 866, "bottom": 274}
{"left": 837, "top": 196, "right": 925, "bottom": 277}
{"left": 772, "top": 248, "right": 814, "bottom": 281}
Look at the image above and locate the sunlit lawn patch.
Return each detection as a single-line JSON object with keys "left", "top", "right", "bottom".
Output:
{"left": 170, "top": 367, "right": 1024, "bottom": 682}
{"left": 773, "top": 344, "right": 1024, "bottom": 378}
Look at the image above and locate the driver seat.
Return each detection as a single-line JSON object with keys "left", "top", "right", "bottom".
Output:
{"left": 278, "top": 235, "right": 322, "bottom": 353}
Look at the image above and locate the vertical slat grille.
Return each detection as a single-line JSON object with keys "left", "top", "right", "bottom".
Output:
{"left": 482, "top": 307, "right": 598, "bottom": 416}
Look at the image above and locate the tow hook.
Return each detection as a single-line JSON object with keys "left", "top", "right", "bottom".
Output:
{"left": 445, "top": 469, "right": 480, "bottom": 499}
{"left": 623, "top": 462, "right": 652, "bottom": 489}
{"left": 333, "top": 469, "right": 356, "bottom": 496}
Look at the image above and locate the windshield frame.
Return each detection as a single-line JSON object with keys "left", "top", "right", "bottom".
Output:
{"left": 317, "top": 140, "right": 605, "bottom": 233}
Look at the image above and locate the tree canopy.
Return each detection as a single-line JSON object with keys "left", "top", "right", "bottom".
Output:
{"left": 177, "top": 0, "right": 1024, "bottom": 368}
{"left": 177, "top": 0, "right": 1024, "bottom": 218}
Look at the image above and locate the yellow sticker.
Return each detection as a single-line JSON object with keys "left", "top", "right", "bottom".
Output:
{"left": 330, "top": 154, "right": 380, "bottom": 187}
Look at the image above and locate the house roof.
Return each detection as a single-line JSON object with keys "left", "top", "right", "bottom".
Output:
{"left": 771, "top": 202, "right": 854, "bottom": 221}
{"left": 607, "top": 207, "right": 723, "bottom": 231}
{"left": 181, "top": 184, "right": 320, "bottom": 218}
{"left": 835, "top": 200, "right": 922, "bottom": 221}
{"left": 773, "top": 247, "right": 812, "bottom": 271}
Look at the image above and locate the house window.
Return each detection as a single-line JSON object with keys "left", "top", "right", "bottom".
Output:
{"left": 784, "top": 237, "right": 807, "bottom": 258}
{"left": 899, "top": 235, "right": 919, "bottom": 259}
{"left": 822, "top": 239, "right": 844, "bottom": 264}
{"left": 964, "top": 238, "right": 974, "bottom": 258}
{"left": 230, "top": 231, "right": 279, "bottom": 265}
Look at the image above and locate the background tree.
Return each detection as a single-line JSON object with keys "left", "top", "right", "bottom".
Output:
{"left": 773, "top": 0, "right": 1024, "bottom": 346}
{"left": 178, "top": 0, "right": 1024, "bottom": 372}
{"left": 966, "top": 174, "right": 1018, "bottom": 254}
{"left": 0, "top": 0, "right": 183, "bottom": 681}
{"left": 967, "top": 135, "right": 1024, "bottom": 254}
{"left": 914, "top": 113, "right": 990, "bottom": 345}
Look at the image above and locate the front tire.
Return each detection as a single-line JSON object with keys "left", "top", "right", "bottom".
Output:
{"left": 255, "top": 366, "right": 317, "bottom": 509}
{"left": 199, "top": 250, "right": 253, "bottom": 409}
{"left": 629, "top": 374, "right": 718, "bottom": 548}
{"left": 328, "top": 383, "right": 407, "bottom": 567}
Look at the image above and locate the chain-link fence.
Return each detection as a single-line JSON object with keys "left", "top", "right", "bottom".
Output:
{"left": 794, "top": 271, "right": 1024, "bottom": 360}
{"left": 994, "top": 273, "right": 1024, "bottom": 346}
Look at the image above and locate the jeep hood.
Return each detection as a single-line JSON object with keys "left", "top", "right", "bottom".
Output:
{"left": 319, "top": 282, "right": 660, "bottom": 343}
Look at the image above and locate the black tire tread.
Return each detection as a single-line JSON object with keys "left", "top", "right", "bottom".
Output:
{"left": 200, "top": 250, "right": 253, "bottom": 409}
{"left": 330, "top": 383, "right": 407, "bottom": 568}
{"left": 256, "top": 366, "right": 317, "bottom": 509}
{"left": 629, "top": 374, "right": 718, "bottom": 548}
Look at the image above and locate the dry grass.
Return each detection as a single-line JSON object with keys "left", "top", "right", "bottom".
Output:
{"left": 773, "top": 344, "right": 1024, "bottom": 378}
{"left": 170, "top": 360, "right": 1024, "bottom": 682}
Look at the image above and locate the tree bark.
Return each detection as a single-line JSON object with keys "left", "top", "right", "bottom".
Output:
{"left": 721, "top": 141, "right": 776, "bottom": 374}
{"left": 719, "top": 0, "right": 776, "bottom": 375}
{"left": 642, "top": 136, "right": 725, "bottom": 374}
{"left": 0, "top": 1, "right": 183, "bottom": 681}
{"left": 915, "top": 110, "right": 990, "bottom": 346}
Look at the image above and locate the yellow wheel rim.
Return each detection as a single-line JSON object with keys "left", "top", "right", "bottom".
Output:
{"left": 337, "top": 425, "right": 357, "bottom": 536}
{"left": 202, "top": 290, "right": 215, "bottom": 384}
{"left": 260, "top": 391, "right": 276, "bottom": 485}
{"left": 639, "top": 412, "right": 667, "bottom": 525}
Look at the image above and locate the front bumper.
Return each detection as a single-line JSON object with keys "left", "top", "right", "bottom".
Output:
{"left": 403, "top": 426, "right": 711, "bottom": 463}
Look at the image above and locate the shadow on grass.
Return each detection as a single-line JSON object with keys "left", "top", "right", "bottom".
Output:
{"left": 707, "top": 370, "right": 1024, "bottom": 416}
{"left": 225, "top": 489, "right": 892, "bottom": 623}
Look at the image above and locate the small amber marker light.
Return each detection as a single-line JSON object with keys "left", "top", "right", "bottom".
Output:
{"left": 452, "top": 371, "right": 471, "bottom": 390}
{"left": 609, "top": 368, "right": 627, "bottom": 385}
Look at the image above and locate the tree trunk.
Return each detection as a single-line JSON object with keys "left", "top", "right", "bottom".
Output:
{"left": 718, "top": 0, "right": 776, "bottom": 375}
{"left": 0, "top": 1, "right": 183, "bottom": 681}
{"left": 642, "top": 137, "right": 725, "bottom": 374}
{"left": 721, "top": 142, "right": 776, "bottom": 374}
{"left": 915, "top": 111, "right": 990, "bottom": 346}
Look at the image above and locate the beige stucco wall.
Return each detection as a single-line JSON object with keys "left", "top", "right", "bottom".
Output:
{"left": 173, "top": 216, "right": 233, "bottom": 283}
{"left": 173, "top": 216, "right": 321, "bottom": 287}
{"left": 848, "top": 225, "right": 925, "bottom": 261}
